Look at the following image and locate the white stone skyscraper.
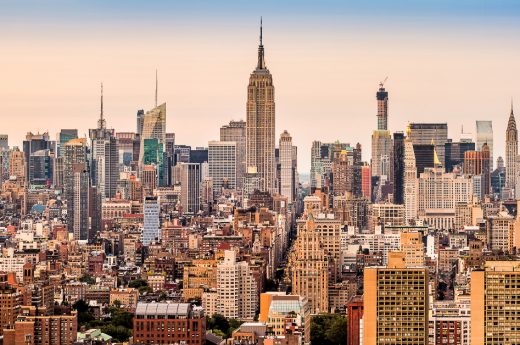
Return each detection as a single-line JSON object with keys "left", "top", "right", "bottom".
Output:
{"left": 246, "top": 19, "right": 276, "bottom": 194}
{"left": 216, "top": 250, "right": 258, "bottom": 321}
{"left": 279, "top": 130, "right": 294, "bottom": 204}
{"left": 506, "top": 102, "right": 518, "bottom": 192}
{"left": 403, "top": 125, "right": 418, "bottom": 223}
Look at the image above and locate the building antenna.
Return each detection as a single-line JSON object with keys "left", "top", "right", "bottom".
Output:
{"left": 155, "top": 69, "right": 158, "bottom": 108}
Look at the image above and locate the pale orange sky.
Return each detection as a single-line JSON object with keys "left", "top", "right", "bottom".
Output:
{"left": 2, "top": 4, "right": 520, "bottom": 172}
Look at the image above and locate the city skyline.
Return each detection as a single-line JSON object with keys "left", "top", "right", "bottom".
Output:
{"left": 2, "top": 0, "right": 520, "bottom": 172}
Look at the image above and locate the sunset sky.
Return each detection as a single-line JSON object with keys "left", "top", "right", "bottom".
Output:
{"left": 2, "top": 0, "right": 520, "bottom": 172}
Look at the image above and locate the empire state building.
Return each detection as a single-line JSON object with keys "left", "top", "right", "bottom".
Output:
{"left": 246, "top": 19, "right": 276, "bottom": 194}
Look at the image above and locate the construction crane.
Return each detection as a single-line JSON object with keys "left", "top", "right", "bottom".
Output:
{"left": 379, "top": 77, "right": 388, "bottom": 89}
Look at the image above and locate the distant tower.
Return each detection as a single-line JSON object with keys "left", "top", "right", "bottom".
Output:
{"left": 246, "top": 18, "right": 276, "bottom": 194}
{"left": 506, "top": 101, "right": 518, "bottom": 191}
{"left": 376, "top": 78, "right": 389, "bottom": 131}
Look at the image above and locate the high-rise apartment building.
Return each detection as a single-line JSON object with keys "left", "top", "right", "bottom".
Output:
{"left": 476, "top": 120, "right": 493, "bottom": 170}
{"left": 471, "top": 261, "right": 520, "bottom": 345}
{"left": 220, "top": 120, "right": 246, "bottom": 191}
{"left": 292, "top": 216, "right": 329, "bottom": 314}
{"left": 208, "top": 141, "right": 237, "bottom": 198}
{"left": 246, "top": 21, "right": 276, "bottom": 194}
{"left": 506, "top": 103, "right": 518, "bottom": 193}
{"left": 64, "top": 138, "right": 87, "bottom": 235}
{"left": 142, "top": 196, "right": 160, "bottom": 246}
{"left": 216, "top": 250, "right": 258, "bottom": 321}
{"left": 69, "top": 163, "right": 90, "bottom": 240}
{"left": 363, "top": 257, "right": 429, "bottom": 345}
{"left": 175, "top": 163, "right": 201, "bottom": 214}
{"left": 409, "top": 123, "right": 448, "bottom": 167}
{"left": 279, "top": 130, "right": 295, "bottom": 204}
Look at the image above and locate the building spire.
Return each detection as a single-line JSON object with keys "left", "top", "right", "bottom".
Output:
{"left": 512, "top": 97, "right": 514, "bottom": 115}
{"left": 97, "top": 82, "right": 106, "bottom": 129}
{"left": 155, "top": 69, "right": 158, "bottom": 108}
{"left": 257, "top": 17, "right": 265, "bottom": 69}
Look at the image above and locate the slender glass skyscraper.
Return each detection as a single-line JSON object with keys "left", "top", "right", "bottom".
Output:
{"left": 246, "top": 19, "right": 276, "bottom": 194}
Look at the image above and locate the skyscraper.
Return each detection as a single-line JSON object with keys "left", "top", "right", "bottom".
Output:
{"left": 246, "top": 20, "right": 276, "bottom": 194}
{"left": 140, "top": 73, "right": 166, "bottom": 168}
{"left": 371, "top": 130, "right": 393, "bottom": 178}
{"left": 476, "top": 120, "right": 493, "bottom": 170}
{"left": 23, "top": 132, "right": 54, "bottom": 186}
{"left": 371, "top": 81, "right": 393, "bottom": 181}
{"left": 279, "top": 131, "right": 295, "bottom": 203}
{"left": 505, "top": 102, "right": 517, "bottom": 192}
{"left": 393, "top": 132, "right": 405, "bottom": 204}
{"left": 220, "top": 120, "right": 246, "bottom": 191}
{"left": 409, "top": 123, "right": 448, "bottom": 166}
{"left": 57, "top": 129, "right": 78, "bottom": 157}
{"left": 208, "top": 141, "right": 237, "bottom": 197}
{"left": 175, "top": 163, "right": 201, "bottom": 214}
{"left": 376, "top": 79, "right": 389, "bottom": 130}
{"left": 71, "top": 163, "right": 89, "bottom": 240}
{"left": 89, "top": 84, "right": 118, "bottom": 199}
{"left": 292, "top": 216, "right": 329, "bottom": 314}
{"left": 64, "top": 138, "right": 87, "bottom": 235}
{"left": 404, "top": 126, "right": 418, "bottom": 223}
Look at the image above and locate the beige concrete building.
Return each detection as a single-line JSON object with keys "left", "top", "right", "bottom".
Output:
{"left": 471, "top": 261, "right": 520, "bottom": 345}
{"left": 292, "top": 216, "right": 329, "bottom": 314}
{"left": 418, "top": 167, "right": 473, "bottom": 230}
{"left": 363, "top": 256, "right": 429, "bottom": 345}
